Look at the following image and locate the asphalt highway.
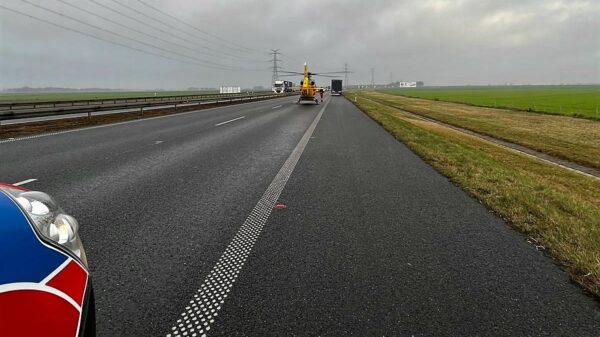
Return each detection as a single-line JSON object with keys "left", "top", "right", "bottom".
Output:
{"left": 1, "top": 94, "right": 598, "bottom": 336}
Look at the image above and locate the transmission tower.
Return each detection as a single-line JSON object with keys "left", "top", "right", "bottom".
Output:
{"left": 371, "top": 67, "right": 375, "bottom": 88}
{"left": 344, "top": 62, "right": 349, "bottom": 88}
{"left": 269, "top": 49, "right": 281, "bottom": 85}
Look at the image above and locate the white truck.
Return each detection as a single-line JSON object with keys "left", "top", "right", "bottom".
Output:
{"left": 272, "top": 80, "right": 293, "bottom": 93}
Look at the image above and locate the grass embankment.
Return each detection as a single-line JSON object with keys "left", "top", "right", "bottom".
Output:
{"left": 347, "top": 91, "right": 600, "bottom": 297}
{"left": 359, "top": 91, "right": 600, "bottom": 170}
{"left": 381, "top": 85, "right": 600, "bottom": 119}
{"left": 0, "top": 90, "right": 219, "bottom": 102}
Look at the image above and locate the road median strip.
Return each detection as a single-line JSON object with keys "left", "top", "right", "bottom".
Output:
{"left": 0, "top": 95, "right": 289, "bottom": 140}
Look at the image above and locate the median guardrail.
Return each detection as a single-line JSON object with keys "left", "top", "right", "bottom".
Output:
{"left": 0, "top": 92, "right": 292, "bottom": 122}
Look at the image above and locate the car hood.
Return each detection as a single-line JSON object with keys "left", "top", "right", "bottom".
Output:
{"left": 0, "top": 190, "right": 89, "bottom": 337}
{"left": 0, "top": 190, "right": 68, "bottom": 284}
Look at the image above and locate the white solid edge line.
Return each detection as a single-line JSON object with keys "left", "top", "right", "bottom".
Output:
{"left": 0, "top": 96, "right": 290, "bottom": 144}
{"left": 215, "top": 116, "right": 246, "bottom": 126}
{"left": 165, "top": 99, "right": 330, "bottom": 337}
{"left": 501, "top": 144, "right": 600, "bottom": 181}
{"left": 13, "top": 178, "right": 37, "bottom": 186}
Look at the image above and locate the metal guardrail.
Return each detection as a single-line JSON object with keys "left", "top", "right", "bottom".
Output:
{"left": 0, "top": 92, "right": 291, "bottom": 121}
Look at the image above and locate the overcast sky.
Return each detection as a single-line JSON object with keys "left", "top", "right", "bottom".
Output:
{"left": 1, "top": 0, "right": 599, "bottom": 89}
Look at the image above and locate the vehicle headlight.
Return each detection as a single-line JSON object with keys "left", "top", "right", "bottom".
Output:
{"left": 5, "top": 189, "right": 87, "bottom": 267}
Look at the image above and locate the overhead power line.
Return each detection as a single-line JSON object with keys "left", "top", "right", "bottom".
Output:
{"left": 18, "top": 0, "right": 254, "bottom": 70}
{"left": 86, "top": 0, "right": 254, "bottom": 63}
{"left": 109, "top": 0, "right": 265, "bottom": 62}
{"left": 136, "top": 0, "right": 264, "bottom": 55}
{"left": 56, "top": 0, "right": 241, "bottom": 63}
{"left": 0, "top": 4, "right": 218, "bottom": 69}
{"left": 279, "top": 52, "right": 305, "bottom": 69}
{"left": 1, "top": 3, "right": 266, "bottom": 72}
{"left": 87, "top": 0, "right": 264, "bottom": 63}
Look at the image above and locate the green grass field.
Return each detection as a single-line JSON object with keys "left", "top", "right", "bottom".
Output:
{"left": 0, "top": 90, "right": 220, "bottom": 102}
{"left": 380, "top": 85, "right": 600, "bottom": 119}
{"left": 359, "top": 91, "right": 600, "bottom": 169}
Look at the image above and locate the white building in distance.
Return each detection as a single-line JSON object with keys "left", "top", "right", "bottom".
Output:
{"left": 398, "top": 82, "right": 417, "bottom": 87}
{"left": 219, "top": 86, "right": 241, "bottom": 94}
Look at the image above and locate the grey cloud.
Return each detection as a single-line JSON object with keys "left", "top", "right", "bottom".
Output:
{"left": 1, "top": 0, "right": 598, "bottom": 89}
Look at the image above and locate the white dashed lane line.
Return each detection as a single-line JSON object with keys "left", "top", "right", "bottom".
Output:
{"left": 13, "top": 178, "right": 37, "bottom": 186}
{"left": 0, "top": 98, "right": 288, "bottom": 144}
{"left": 271, "top": 105, "right": 282, "bottom": 109}
{"left": 214, "top": 116, "right": 246, "bottom": 126}
{"left": 165, "top": 100, "right": 330, "bottom": 337}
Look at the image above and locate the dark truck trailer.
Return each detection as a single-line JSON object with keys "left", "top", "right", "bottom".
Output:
{"left": 284, "top": 80, "right": 294, "bottom": 92}
{"left": 331, "top": 79, "right": 343, "bottom": 96}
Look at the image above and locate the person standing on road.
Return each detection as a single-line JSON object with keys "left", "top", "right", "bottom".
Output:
{"left": 319, "top": 88, "right": 324, "bottom": 102}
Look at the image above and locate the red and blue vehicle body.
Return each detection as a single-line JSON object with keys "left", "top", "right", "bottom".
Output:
{"left": 0, "top": 184, "right": 95, "bottom": 337}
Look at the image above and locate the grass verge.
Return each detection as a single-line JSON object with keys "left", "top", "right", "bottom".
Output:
{"left": 347, "top": 92, "right": 600, "bottom": 297}
{"left": 358, "top": 91, "right": 600, "bottom": 170}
